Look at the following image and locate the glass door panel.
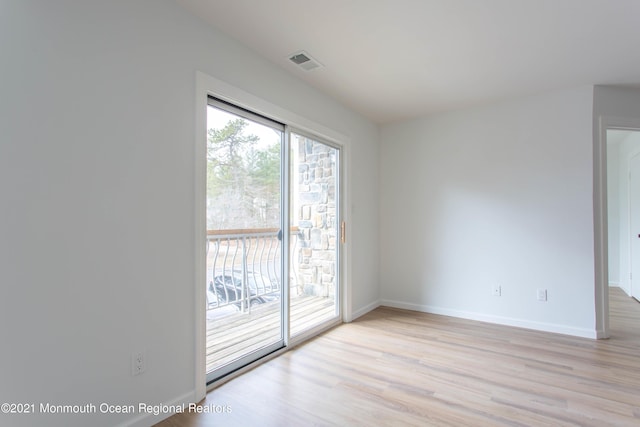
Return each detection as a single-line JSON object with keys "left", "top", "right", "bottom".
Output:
{"left": 205, "top": 99, "right": 285, "bottom": 382}
{"left": 289, "top": 132, "right": 340, "bottom": 337}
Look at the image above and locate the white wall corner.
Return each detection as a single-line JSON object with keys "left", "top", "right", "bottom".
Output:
{"left": 350, "top": 300, "right": 381, "bottom": 321}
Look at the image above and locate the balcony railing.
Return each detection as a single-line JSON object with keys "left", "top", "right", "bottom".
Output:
{"left": 206, "top": 228, "right": 298, "bottom": 312}
{"left": 205, "top": 227, "right": 337, "bottom": 371}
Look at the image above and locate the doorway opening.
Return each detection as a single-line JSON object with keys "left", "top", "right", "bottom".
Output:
{"left": 607, "top": 129, "right": 640, "bottom": 303}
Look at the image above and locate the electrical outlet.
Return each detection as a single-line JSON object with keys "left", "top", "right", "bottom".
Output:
{"left": 132, "top": 351, "right": 146, "bottom": 376}
{"left": 492, "top": 284, "right": 501, "bottom": 296}
{"left": 537, "top": 289, "right": 547, "bottom": 302}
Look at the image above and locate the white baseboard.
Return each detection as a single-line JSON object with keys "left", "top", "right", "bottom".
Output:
{"left": 380, "top": 299, "right": 597, "bottom": 339}
{"left": 118, "top": 390, "right": 196, "bottom": 427}
{"left": 350, "top": 300, "right": 381, "bottom": 321}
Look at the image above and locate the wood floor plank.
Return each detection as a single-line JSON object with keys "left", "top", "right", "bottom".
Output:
{"left": 157, "top": 287, "right": 640, "bottom": 426}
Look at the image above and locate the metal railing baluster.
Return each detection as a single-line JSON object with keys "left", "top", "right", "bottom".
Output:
{"left": 258, "top": 235, "right": 267, "bottom": 294}
{"left": 205, "top": 228, "right": 299, "bottom": 312}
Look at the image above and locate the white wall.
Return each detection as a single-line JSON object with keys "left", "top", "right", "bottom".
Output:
{"left": 380, "top": 86, "right": 597, "bottom": 337}
{"left": 595, "top": 86, "right": 640, "bottom": 119}
{"left": 0, "top": 1, "right": 379, "bottom": 426}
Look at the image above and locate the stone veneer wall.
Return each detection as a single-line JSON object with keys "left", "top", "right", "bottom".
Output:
{"left": 293, "top": 136, "right": 337, "bottom": 298}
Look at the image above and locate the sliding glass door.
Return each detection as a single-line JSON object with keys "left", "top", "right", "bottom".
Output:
{"left": 205, "top": 98, "right": 285, "bottom": 382}
{"left": 204, "top": 98, "right": 341, "bottom": 384}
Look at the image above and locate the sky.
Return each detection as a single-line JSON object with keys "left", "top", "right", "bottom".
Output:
{"left": 207, "top": 105, "right": 282, "bottom": 150}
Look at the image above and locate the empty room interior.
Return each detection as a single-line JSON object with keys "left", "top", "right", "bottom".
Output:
{"left": 3, "top": 1, "right": 640, "bottom": 426}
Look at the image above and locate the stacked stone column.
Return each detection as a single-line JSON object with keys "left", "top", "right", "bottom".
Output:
{"left": 294, "top": 137, "right": 337, "bottom": 298}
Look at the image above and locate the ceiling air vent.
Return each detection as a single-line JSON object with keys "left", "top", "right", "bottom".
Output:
{"left": 288, "top": 51, "right": 323, "bottom": 71}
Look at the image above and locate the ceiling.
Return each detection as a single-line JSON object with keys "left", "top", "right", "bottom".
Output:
{"left": 177, "top": 0, "right": 640, "bottom": 124}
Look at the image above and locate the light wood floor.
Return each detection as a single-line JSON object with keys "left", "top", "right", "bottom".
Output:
{"left": 157, "top": 287, "right": 640, "bottom": 426}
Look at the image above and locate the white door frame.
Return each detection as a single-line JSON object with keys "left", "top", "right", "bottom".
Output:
{"left": 595, "top": 116, "right": 640, "bottom": 339}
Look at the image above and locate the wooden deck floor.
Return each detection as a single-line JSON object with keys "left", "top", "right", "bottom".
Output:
{"left": 161, "top": 287, "right": 640, "bottom": 427}
{"left": 206, "top": 296, "right": 336, "bottom": 372}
